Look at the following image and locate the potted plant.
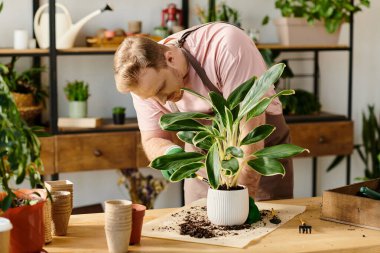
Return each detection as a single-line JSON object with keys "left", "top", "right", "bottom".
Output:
{"left": 0, "top": 57, "right": 47, "bottom": 124}
{"left": 264, "top": 0, "right": 370, "bottom": 45}
{"left": 327, "top": 105, "right": 379, "bottom": 181}
{"left": 150, "top": 63, "right": 308, "bottom": 225}
{"left": 195, "top": 0, "right": 240, "bottom": 26}
{"left": 112, "top": 106, "right": 126, "bottom": 125}
{"left": 0, "top": 64, "right": 48, "bottom": 252}
{"left": 64, "top": 80, "right": 90, "bottom": 118}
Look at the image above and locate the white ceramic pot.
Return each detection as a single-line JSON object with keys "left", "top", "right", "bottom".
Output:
{"left": 207, "top": 186, "right": 249, "bottom": 226}
{"left": 69, "top": 101, "right": 87, "bottom": 118}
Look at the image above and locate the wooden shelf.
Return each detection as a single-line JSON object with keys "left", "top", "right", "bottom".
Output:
{"left": 58, "top": 47, "right": 117, "bottom": 55}
{"left": 257, "top": 44, "right": 350, "bottom": 51}
{"left": 0, "top": 48, "right": 49, "bottom": 56}
{"left": 58, "top": 118, "right": 139, "bottom": 133}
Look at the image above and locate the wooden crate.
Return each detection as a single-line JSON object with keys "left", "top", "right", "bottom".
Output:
{"left": 321, "top": 179, "right": 380, "bottom": 230}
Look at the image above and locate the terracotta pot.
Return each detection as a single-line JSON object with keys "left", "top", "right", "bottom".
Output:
{"left": 274, "top": 17, "right": 341, "bottom": 45}
{"left": 207, "top": 186, "right": 249, "bottom": 226}
{"left": 0, "top": 189, "right": 46, "bottom": 253}
{"left": 129, "top": 203, "right": 146, "bottom": 245}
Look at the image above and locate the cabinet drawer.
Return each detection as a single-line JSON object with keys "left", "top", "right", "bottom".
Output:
{"left": 39, "top": 136, "right": 56, "bottom": 175}
{"left": 289, "top": 121, "right": 353, "bottom": 157}
{"left": 57, "top": 132, "right": 137, "bottom": 172}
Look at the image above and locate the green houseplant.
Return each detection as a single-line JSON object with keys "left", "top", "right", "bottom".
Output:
{"left": 64, "top": 80, "right": 90, "bottom": 118}
{"left": 0, "top": 57, "right": 47, "bottom": 124}
{"left": 265, "top": 0, "right": 370, "bottom": 45}
{"left": 112, "top": 106, "right": 126, "bottom": 125}
{"left": 327, "top": 105, "right": 380, "bottom": 181}
{"left": 150, "top": 63, "right": 308, "bottom": 225}
{"left": 0, "top": 63, "right": 48, "bottom": 252}
{"left": 195, "top": 0, "right": 240, "bottom": 26}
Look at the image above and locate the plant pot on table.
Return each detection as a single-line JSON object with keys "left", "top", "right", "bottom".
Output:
{"left": 113, "top": 113, "right": 125, "bottom": 125}
{"left": 207, "top": 185, "right": 249, "bottom": 226}
{"left": 0, "top": 189, "right": 46, "bottom": 253}
{"left": 69, "top": 101, "right": 87, "bottom": 118}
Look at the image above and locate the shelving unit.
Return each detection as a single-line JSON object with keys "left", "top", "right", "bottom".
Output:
{"left": 0, "top": 0, "right": 354, "bottom": 197}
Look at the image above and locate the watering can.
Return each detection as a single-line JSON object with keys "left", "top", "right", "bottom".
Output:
{"left": 34, "top": 3, "right": 112, "bottom": 49}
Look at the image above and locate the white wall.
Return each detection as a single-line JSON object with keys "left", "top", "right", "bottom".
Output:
{"left": 1, "top": 0, "right": 379, "bottom": 207}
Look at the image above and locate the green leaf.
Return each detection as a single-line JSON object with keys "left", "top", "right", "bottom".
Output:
{"left": 206, "top": 143, "right": 221, "bottom": 189}
{"left": 160, "top": 112, "right": 212, "bottom": 131}
{"left": 193, "top": 131, "right": 214, "bottom": 150}
{"left": 221, "top": 157, "right": 239, "bottom": 174}
{"left": 182, "top": 88, "right": 210, "bottom": 102}
{"left": 225, "top": 107, "right": 234, "bottom": 130}
{"left": 241, "top": 124, "right": 276, "bottom": 146}
{"left": 247, "top": 157, "right": 285, "bottom": 176}
{"left": 177, "top": 131, "right": 196, "bottom": 145}
{"left": 1, "top": 195, "right": 13, "bottom": 211}
{"left": 170, "top": 162, "right": 204, "bottom": 182}
{"left": 150, "top": 152, "right": 205, "bottom": 170}
{"left": 253, "top": 144, "right": 309, "bottom": 159}
{"left": 226, "top": 76, "right": 256, "bottom": 110}
{"left": 238, "top": 63, "right": 285, "bottom": 120}
{"left": 160, "top": 119, "right": 206, "bottom": 131}
{"left": 246, "top": 89, "right": 295, "bottom": 120}
{"left": 226, "top": 146, "right": 244, "bottom": 158}
{"left": 261, "top": 15, "right": 270, "bottom": 25}
{"left": 209, "top": 92, "right": 228, "bottom": 126}
{"left": 326, "top": 155, "right": 345, "bottom": 172}
{"left": 245, "top": 197, "right": 261, "bottom": 224}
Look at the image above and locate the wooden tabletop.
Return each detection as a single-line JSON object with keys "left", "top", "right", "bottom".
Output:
{"left": 44, "top": 197, "right": 380, "bottom": 253}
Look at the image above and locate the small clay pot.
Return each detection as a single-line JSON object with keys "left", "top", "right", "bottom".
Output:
{"left": 129, "top": 204, "right": 146, "bottom": 245}
{"left": 113, "top": 113, "right": 125, "bottom": 125}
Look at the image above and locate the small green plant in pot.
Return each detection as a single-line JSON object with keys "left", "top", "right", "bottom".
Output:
{"left": 64, "top": 80, "right": 90, "bottom": 118}
{"left": 112, "top": 106, "right": 126, "bottom": 125}
{"left": 263, "top": 0, "right": 370, "bottom": 45}
{"left": 150, "top": 63, "right": 308, "bottom": 225}
{"left": 0, "top": 64, "right": 49, "bottom": 252}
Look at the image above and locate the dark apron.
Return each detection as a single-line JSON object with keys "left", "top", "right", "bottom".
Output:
{"left": 169, "top": 23, "right": 293, "bottom": 203}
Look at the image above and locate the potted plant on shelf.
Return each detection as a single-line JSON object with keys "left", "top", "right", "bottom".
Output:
{"left": 195, "top": 0, "right": 240, "bottom": 26}
{"left": 264, "top": 0, "right": 370, "bottom": 45}
{"left": 150, "top": 63, "right": 309, "bottom": 225}
{"left": 64, "top": 80, "right": 90, "bottom": 118}
{"left": 112, "top": 106, "right": 126, "bottom": 125}
{"left": 0, "top": 66, "right": 48, "bottom": 252}
{"left": 0, "top": 57, "right": 47, "bottom": 125}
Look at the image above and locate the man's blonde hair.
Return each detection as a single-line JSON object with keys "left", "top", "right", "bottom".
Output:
{"left": 113, "top": 37, "right": 168, "bottom": 93}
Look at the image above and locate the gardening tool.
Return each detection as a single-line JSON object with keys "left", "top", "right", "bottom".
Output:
{"left": 161, "top": 3, "right": 183, "bottom": 33}
{"left": 359, "top": 186, "right": 380, "bottom": 200}
{"left": 299, "top": 217, "right": 312, "bottom": 233}
{"left": 34, "top": 3, "right": 113, "bottom": 49}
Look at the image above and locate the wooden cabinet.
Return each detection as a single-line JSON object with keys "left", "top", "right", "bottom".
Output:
{"left": 289, "top": 121, "right": 353, "bottom": 157}
{"left": 56, "top": 132, "right": 137, "bottom": 172}
{"left": 40, "top": 136, "right": 56, "bottom": 175}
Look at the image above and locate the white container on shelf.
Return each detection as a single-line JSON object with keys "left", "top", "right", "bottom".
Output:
{"left": 13, "top": 30, "right": 29, "bottom": 49}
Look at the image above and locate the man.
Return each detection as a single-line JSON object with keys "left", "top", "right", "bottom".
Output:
{"left": 114, "top": 22, "right": 292, "bottom": 204}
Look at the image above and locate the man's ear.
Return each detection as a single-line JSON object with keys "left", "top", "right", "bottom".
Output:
{"left": 164, "top": 50, "right": 176, "bottom": 68}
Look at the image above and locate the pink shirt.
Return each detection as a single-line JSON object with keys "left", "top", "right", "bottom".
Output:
{"left": 132, "top": 23, "right": 282, "bottom": 131}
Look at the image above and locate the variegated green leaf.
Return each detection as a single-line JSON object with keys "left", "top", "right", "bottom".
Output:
{"left": 225, "top": 107, "right": 234, "bottom": 130}
{"left": 161, "top": 119, "right": 206, "bottom": 131}
{"left": 169, "top": 162, "right": 204, "bottom": 182}
{"left": 193, "top": 131, "right": 214, "bottom": 150}
{"left": 253, "top": 144, "right": 309, "bottom": 159}
{"left": 177, "top": 131, "right": 196, "bottom": 145}
{"left": 206, "top": 143, "right": 221, "bottom": 189}
{"left": 246, "top": 89, "right": 294, "bottom": 120}
{"left": 221, "top": 157, "right": 239, "bottom": 175}
{"left": 182, "top": 88, "right": 210, "bottom": 102}
{"left": 160, "top": 112, "right": 212, "bottom": 125}
{"left": 226, "top": 146, "right": 244, "bottom": 158}
{"left": 240, "top": 124, "right": 276, "bottom": 146}
{"left": 150, "top": 152, "right": 205, "bottom": 170}
{"left": 247, "top": 157, "right": 285, "bottom": 176}
{"left": 227, "top": 76, "right": 256, "bottom": 110}
{"left": 238, "top": 63, "right": 285, "bottom": 120}
{"left": 209, "top": 92, "right": 228, "bottom": 126}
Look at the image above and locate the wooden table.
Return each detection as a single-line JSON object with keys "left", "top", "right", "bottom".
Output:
{"left": 45, "top": 197, "right": 380, "bottom": 252}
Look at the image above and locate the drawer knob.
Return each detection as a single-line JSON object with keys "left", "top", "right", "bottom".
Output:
{"left": 319, "top": 136, "right": 326, "bottom": 143}
{"left": 93, "top": 149, "right": 102, "bottom": 157}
